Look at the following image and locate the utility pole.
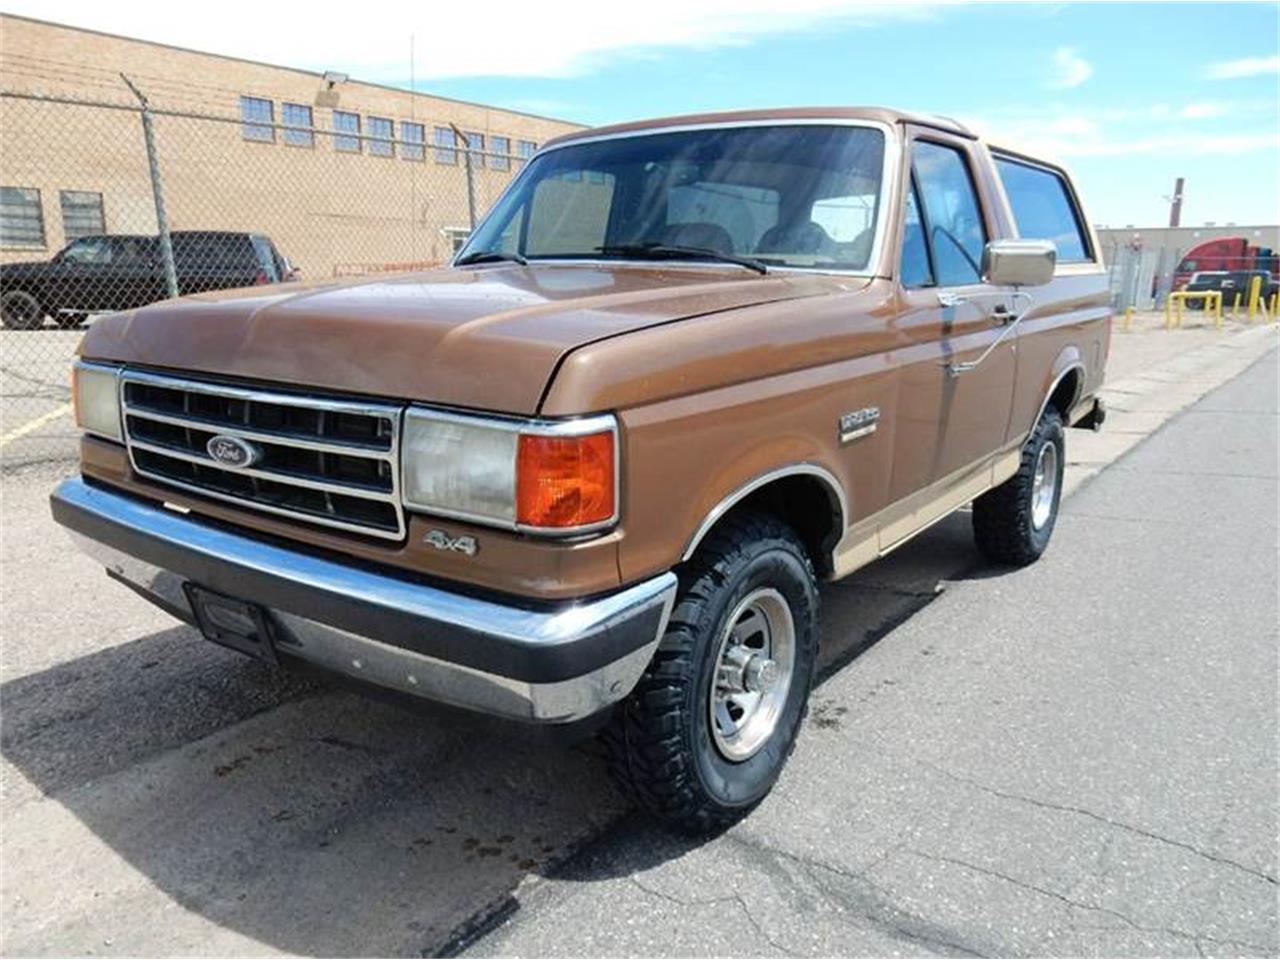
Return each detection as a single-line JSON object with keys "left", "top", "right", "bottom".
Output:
{"left": 1167, "top": 177, "right": 1185, "bottom": 228}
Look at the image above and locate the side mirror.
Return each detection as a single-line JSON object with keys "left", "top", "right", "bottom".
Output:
{"left": 982, "top": 239, "right": 1056, "bottom": 287}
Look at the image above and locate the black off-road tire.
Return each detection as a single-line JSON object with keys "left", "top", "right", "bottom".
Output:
{"left": 1, "top": 290, "right": 45, "bottom": 330}
{"left": 972, "top": 407, "right": 1065, "bottom": 566}
{"left": 603, "top": 512, "right": 819, "bottom": 834}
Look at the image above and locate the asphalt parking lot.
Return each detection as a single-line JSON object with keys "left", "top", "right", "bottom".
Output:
{"left": 1, "top": 322, "right": 1275, "bottom": 957}
{"left": 0, "top": 327, "right": 82, "bottom": 468}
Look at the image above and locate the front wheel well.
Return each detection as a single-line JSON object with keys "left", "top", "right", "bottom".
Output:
{"left": 684, "top": 473, "right": 843, "bottom": 579}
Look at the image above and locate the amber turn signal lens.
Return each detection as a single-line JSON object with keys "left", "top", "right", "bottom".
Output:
{"left": 516, "top": 430, "right": 615, "bottom": 528}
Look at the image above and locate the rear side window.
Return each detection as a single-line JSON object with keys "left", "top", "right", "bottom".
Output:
{"left": 995, "top": 157, "right": 1090, "bottom": 263}
{"left": 911, "top": 141, "right": 987, "bottom": 286}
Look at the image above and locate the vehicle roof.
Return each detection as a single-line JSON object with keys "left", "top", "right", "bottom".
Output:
{"left": 541, "top": 106, "right": 974, "bottom": 151}
{"left": 170, "top": 230, "right": 259, "bottom": 238}
{"left": 68, "top": 233, "right": 154, "bottom": 242}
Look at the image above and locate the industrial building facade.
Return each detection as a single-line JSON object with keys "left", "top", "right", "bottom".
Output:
{"left": 0, "top": 15, "right": 582, "bottom": 278}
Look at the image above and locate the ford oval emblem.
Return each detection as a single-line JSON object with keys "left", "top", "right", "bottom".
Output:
{"left": 206, "top": 434, "right": 261, "bottom": 469}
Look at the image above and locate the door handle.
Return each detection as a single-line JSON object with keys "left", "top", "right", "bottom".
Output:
{"left": 944, "top": 291, "right": 1036, "bottom": 376}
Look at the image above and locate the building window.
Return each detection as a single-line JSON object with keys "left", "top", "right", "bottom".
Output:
{"left": 516, "top": 140, "right": 536, "bottom": 168}
{"left": 281, "top": 103, "right": 314, "bottom": 148}
{"left": 369, "top": 116, "right": 394, "bottom": 157}
{"left": 59, "top": 190, "right": 105, "bottom": 241}
{"left": 434, "top": 126, "right": 457, "bottom": 164}
{"left": 443, "top": 227, "right": 470, "bottom": 253}
{"left": 490, "top": 135, "right": 511, "bottom": 171}
{"left": 402, "top": 122, "right": 425, "bottom": 161}
{"left": 0, "top": 187, "right": 44, "bottom": 248}
{"left": 240, "top": 96, "right": 274, "bottom": 142}
{"left": 465, "top": 132, "right": 485, "bottom": 166}
{"left": 334, "top": 111, "right": 361, "bottom": 153}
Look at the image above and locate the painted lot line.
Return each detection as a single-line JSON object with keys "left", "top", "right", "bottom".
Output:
{"left": 0, "top": 402, "right": 73, "bottom": 449}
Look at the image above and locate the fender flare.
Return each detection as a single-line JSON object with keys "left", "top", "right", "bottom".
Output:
{"left": 680, "top": 462, "right": 848, "bottom": 563}
{"left": 1028, "top": 353, "right": 1086, "bottom": 438}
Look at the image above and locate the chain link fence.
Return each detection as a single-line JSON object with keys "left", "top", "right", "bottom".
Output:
{"left": 1103, "top": 238, "right": 1277, "bottom": 314}
{"left": 0, "top": 81, "right": 524, "bottom": 469}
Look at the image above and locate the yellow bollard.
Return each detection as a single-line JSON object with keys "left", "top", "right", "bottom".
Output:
{"left": 1248, "top": 275, "right": 1263, "bottom": 322}
{"left": 1270, "top": 292, "right": 1278, "bottom": 321}
{"left": 1232, "top": 293, "right": 1242, "bottom": 319}
{"left": 1165, "top": 295, "right": 1173, "bottom": 330}
{"left": 1124, "top": 306, "right": 1134, "bottom": 332}
{"left": 1214, "top": 292, "right": 1223, "bottom": 329}
{"left": 1176, "top": 294, "right": 1184, "bottom": 328}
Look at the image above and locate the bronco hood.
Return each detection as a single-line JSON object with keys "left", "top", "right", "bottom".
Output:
{"left": 80, "top": 264, "right": 843, "bottom": 414}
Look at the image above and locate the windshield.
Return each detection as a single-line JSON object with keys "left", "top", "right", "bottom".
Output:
{"left": 458, "top": 124, "right": 887, "bottom": 273}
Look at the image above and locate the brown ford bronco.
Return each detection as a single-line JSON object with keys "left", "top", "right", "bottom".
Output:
{"left": 52, "top": 107, "right": 1109, "bottom": 831}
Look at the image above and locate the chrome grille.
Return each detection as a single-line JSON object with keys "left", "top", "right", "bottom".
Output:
{"left": 120, "top": 370, "right": 406, "bottom": 540}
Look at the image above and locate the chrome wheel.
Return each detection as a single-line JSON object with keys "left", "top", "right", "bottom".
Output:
{"left": 709, "top": 587, "right": 795, "bottom": 762}
{"left": 1031, "top": 440, "right": 1058, "bottom": 530}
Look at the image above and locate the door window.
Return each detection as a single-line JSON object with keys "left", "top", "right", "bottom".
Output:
{"left": 60, "top": 236, "right": 112, "bottom": 264}
{"left": 911, "top": 141, "right": 987, "bottom": 286}
{"left": 900, "top": 180, "right": 933, "bottom": 287}
{"left": 251, "top": 236, "right": 281, "bottom": 281}
{"left": 110, "top": 237, "right": 155, "bottom": 265}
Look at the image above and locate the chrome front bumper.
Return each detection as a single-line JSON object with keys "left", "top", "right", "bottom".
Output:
{"left": 51, "top": 478, "right": 676, "bottom": 724}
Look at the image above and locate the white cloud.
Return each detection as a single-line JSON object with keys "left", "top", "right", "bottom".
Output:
{"left": 1179, "top": 101, "right": 1232, "bottom": 119}
{"left": 1061, "top": 132, "right": 1280, "bottom": 158}
{"left": 1, "top": 0, "right": 947, "bottom": 80}
{"left": 1047, "top": 46, "right": 1093, "bottom": 89}
{"left": 965, "top": 107, "right": 1279, "bottom": 162}
{"left": 1206, "top": 55, "right": 1280, "bottom": 80}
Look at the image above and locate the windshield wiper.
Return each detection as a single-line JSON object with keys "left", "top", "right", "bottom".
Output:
{"left": 455, "top": 250, "right": 528, "bottom": 267}
{"left": 595, "top": 243, "right": 769, "bottom": 275}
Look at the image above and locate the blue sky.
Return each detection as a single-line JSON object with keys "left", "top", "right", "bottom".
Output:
{"left": 421, "top": 2, "right": 1280, "bottom": 229}
{"left": 11, "top": 1, "right": 1279, "bottom": 227}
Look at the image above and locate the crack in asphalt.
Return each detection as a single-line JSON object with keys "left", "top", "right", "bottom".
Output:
{"left": 627, "top": 875, "right": 799, "bottom": 958}
{"left": 924, "top": 762, "right": 1279, "bottom": 886}
{"left": 0, "top": 364, "right": 71, "bottom": 396}
{"left": 721, "top": 832, "right": 990, "bottom": 958}
{"left": 901, "top": 848, "right": 1275, "bottom": 955}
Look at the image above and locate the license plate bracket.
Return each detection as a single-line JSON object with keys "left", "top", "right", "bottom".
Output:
{"left": 184, "top": 583, "right": 279, "bottom": 665}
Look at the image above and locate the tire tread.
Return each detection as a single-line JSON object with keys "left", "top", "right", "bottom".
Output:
{"left": 972, "top": 407, "right": 1064, "bottom": 565}
{"left": 603, "top": 511, "right": 816, "bottom": 833}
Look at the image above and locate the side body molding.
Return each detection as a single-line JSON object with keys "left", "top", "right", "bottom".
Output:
{"left": 680, "top": 463, "right": 849, "bottom": 563}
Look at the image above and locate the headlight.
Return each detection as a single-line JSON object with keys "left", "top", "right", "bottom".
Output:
{"left": 402, "top": 408, "right": 617, "bottom": 534}
{"left": 71, "top": 361, "right": 123, "bottom": 442}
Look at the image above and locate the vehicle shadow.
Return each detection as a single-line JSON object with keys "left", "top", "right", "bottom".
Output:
{"left": 1, "top": 514, "right": 983, "bottom": 958}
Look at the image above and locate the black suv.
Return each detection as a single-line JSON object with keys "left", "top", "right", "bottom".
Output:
{"left": 0, "top": 231, "right": 295, "bottom": 330}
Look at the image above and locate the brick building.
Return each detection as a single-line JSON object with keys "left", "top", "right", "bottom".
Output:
{"left": 0, "top": 14, "right": 583, "bottom": 277}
